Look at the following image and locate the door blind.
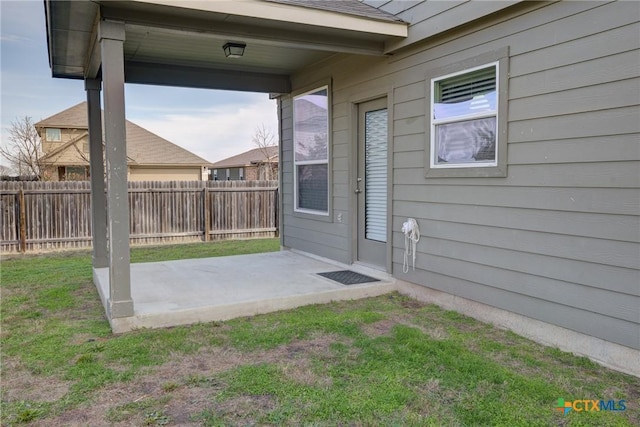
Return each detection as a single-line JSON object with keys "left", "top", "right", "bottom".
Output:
{"left": 364, "top": 109, "right": 387, "bottom": 243}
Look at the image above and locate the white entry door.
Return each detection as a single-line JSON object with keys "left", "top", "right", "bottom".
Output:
{"left": 356, "top": 98, "right": 388, "bottom": 268}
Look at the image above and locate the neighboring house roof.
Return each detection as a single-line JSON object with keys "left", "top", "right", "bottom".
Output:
{"left": 211, "top": 146, "right": 279, "bottom": 169}
{"left": 263, "top": 0, "right": 404, "bottom": 23}
{"left": 36, "top": 102, "right": 212, "bottom": 166}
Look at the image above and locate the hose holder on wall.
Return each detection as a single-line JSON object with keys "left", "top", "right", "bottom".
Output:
{"left": 402, "top": 218, "right": 420, "bottom": 274}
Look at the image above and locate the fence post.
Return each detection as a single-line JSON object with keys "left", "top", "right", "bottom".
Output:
{"left": 203, "top": 187, "right": 210, "bottom": 242}
{"left": 18, "top": 188, "right": 27, "bottom": 253}
{"left": 274, "top": 187, "right": 279, "bottom": 238}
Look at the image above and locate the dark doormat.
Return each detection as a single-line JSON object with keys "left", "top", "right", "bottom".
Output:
{"left": 317, "top": 270, "right": 380, "bottom": 285}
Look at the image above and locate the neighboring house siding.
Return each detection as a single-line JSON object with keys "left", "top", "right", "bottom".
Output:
{"left": 36, "top": 102, "right": 211, "bottom": 181}
{"left": 41, "top": 129, "right": 90, "bottom": 181}
{"left": 129, "top": 167, "right": 203, "bottom": 181}
{"left": 211, "top": 146, "right": 278, "bottom": 181}
{"left": 281, "top": 1, "right": 640, "bottom": 349}
{"left": 245, "top": 166, "right": 259, "bottom": 181}
{"left": 41, "top": 130, "right": 89, "bottom": 165}
{"left": 212, "top": 167, "right": 263, "bottom": 181}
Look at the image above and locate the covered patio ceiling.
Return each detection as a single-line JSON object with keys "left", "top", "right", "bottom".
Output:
{"left": 45, "top": 0, "right": 407, "bottom": 93}
{"left": 42, "top": 0, "right": 407, "bottom": 328}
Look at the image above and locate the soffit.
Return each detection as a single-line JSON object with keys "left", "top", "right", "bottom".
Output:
{"left": 123, "top": 24, "right": 331, "bottom": 75}
{"left": 46, "top": 0, "right": 99, "bottom": 78}
{"left": 45, "top": 0, "right": 407, "bottom": 91}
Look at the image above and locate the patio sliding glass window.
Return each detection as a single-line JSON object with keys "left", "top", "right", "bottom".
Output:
{"left": 293, "top": 86, "right": 329, "bottom": 215}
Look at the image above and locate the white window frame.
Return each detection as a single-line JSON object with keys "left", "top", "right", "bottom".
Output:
{"left": 293, "top": 84, "right": 330, "bottom": 217}
{"left": 424, "top": 47, "right": 509, "bottom": 178}
{"left": 430, "top": 62, "right": 498, "bottom": 169}
{"left": 46, "top": 128, "right": 61, "bottom": 142}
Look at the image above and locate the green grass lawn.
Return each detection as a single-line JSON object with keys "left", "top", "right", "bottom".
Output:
{"left": 1, "top": 238, "right": 638, "bottom": 426}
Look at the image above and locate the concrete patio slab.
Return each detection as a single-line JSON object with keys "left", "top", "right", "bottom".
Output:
{"left": 94, "top": 249, "right": 396, "bottom": 332}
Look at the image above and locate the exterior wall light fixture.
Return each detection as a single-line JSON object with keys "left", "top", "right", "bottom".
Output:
{"left": 223, "top": 42, "right": 246, "bottom": 58}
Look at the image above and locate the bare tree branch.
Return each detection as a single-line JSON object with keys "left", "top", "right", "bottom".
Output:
{"left": 0, "top": 116, "right": 44, "bottom": 178}
{"left": 252, "top": 123, "right": 277, "bottom": 180}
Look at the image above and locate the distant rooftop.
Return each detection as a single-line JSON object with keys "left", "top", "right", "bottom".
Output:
{"left": 36, "top": 102, "right": 212, "bottom": 166}
{"left": 211, "top": 146, "right": 279, "bottom": 169}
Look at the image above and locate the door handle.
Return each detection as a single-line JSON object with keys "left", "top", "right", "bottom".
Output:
{"left": 355, "top": 177, "right": 362, "bottom": 194}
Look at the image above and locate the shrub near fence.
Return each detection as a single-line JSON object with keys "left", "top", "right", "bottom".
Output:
{"left": 0, "top": 180, "right": 278, "bottom": 253}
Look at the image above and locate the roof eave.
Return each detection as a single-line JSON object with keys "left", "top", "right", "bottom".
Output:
{"left": 211, "top": 163, "right": 251, "bottom": 169}
{"left": 129, "top": 0, "right": 408, "bottom": 38}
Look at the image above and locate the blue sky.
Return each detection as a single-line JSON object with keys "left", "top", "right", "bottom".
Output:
{"left": 0, "top": 0, "right": 278, "bottom": 165}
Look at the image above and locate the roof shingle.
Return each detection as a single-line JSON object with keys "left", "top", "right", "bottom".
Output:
{"left": 211, "top": 146, "right": 278, "bottom": 168}
{"left": 263, "top": 0, "right": 403, "bottom": 22}
{"left": 35, "top": 102, "right": 211, "bottom": 166}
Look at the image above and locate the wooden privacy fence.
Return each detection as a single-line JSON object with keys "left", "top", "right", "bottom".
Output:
{"left": 1, "top": 180, "right": 278, "bottom": 253}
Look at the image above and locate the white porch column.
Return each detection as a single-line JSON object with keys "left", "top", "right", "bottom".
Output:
{"left": 100, "top": 20, "right": 133, "bottom": 318}
{"left": 85, "top": 78, "right": 109, "bottom": 269}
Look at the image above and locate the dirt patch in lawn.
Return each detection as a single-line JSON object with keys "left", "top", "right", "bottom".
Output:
{"left": 35, "top": 334, "right": 342, "bottom": 426}
{"left": 204, "top": 394, "right": 278, "bottom": 425}
{"left": 1, "top": 357, "right": 71, "bottom": 403}
{"left": 2, "top": 303, "right": 640, "bottom": 427}
{"left": 362, "top": 315, "right": 449, "bottom": 340}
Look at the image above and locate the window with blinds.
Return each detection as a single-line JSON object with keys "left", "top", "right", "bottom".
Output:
{"left": 431, "top": 63, "right": 498, "bottom": 168}
{"left": 293, "top": 86, "right": 330, "bottom": 215}
{"left": 437, "top": 66, "right": 496, "bottom": 104}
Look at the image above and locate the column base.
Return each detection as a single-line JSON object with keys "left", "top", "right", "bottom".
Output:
{"left": 93, "top": 256, "right": 109, "bottom": 269}
{"left": 108, "top": 299, "right": 134, "bottom": 318}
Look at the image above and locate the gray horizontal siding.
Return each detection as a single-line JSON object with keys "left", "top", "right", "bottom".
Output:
{"left": 396, "top": 136, "right": 640, "bottom": 166}
{"left": 281, "top": 0, "right": 640, "bottom": 349}
{"left": 381, "top": 0, "right": 521, "bottom": 52}
{"left": 393, "top": 201, "right": 639, "bottom": 243}
{"left": 392, "top": 250, "right": 639, "bottom": 323}
{"left": 509, "top": 23, "right": 639, "bottom": 77}
{"left": 387, "top": 2, "right": 635, "bottom": 69}
{"left": 397, "top": 268, "right": 640, "bottom": 350}
{"left": 392, "top": 236, "right": 639, "bottom": 297}
{"left": 510, "top": 50, "right": 640, "bottom": 99}
{"left": 508, "top": 106, "right": 640, "bottom": 143}
{"left": 284, "top": 224, "right": 351, "bottom": 252}
{"left": 509, "top": 78, "right": 639, "bottom": 121}
{"left": 393, "top": 185, "right": 639, "bottom": 216}
{"left": 391, "top": 219, "right": 639, "bottom": 270}
{"left": 394, "top": 162, "right": 640, "bottom": 188}
{"left": 284, "top": 235, "right": 350, "bottom": 264}
{"left": 507, "top": 135, "right": 640, "bottom": 165}
{"left": 396, "top": 133, "right": 640, "bottom": 165}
